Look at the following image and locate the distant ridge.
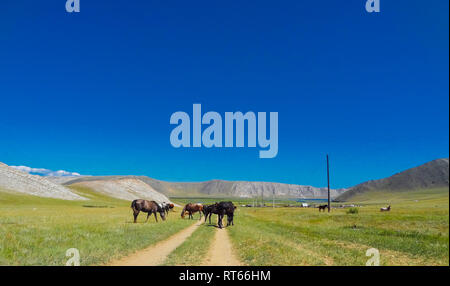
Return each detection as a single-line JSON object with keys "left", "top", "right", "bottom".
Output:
{"left": 59, "top": 176, "right": 347, "bottom": 199}
{"left": 334, "top": 158, "right": 449, "bottom": 201}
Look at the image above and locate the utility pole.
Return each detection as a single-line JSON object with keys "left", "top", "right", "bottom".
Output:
{"left": 327, "top": 154, "right": 331, "bottom": 213}
{"left": 272, "top": 189, "right": 275, "bottom": 209}
{"left": 261, "top": 189, "right": 264, "bottom": 207}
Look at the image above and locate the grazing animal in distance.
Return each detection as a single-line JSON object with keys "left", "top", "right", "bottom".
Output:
{"left": 131, "top": 199, "right": 166, "bottom": 223}
{"left": 181, "top": 203, "right": 204, "bottom": 220}
{"left": 318, "top": 204, "right": 328, "bottom": 212}
{"left": 161, "top": 202, "right": 175, "bottom": 215}
{"left": 380, "top": 205, "right": 391, "bottom": 212}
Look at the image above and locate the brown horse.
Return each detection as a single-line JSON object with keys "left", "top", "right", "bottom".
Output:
{"left": 181, "top": 203, "right": 203, "bottom": 220}
{"left": 131, "top": 199, "right": 166, "bottom": 223}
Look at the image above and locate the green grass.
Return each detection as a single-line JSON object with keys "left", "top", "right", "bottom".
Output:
{"left": 346, "top": 207, "right": 359, "bottom": 214}
{"left": 227, "top": 188, "right": 449, "bottom": 266}
{"left": 1, "top": 186, "right": 448, "bottom": 266}
{"left": 162, "top": 223, "right": 216, "bottom": 265}
{"left": 0, "top": 186, "right": 195, "bottom": 265}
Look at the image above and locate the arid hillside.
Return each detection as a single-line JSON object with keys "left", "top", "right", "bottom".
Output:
{"left": 335, "top": 158, "right": 449, "bottom": 201}
{"left": 0, "top": 162, "right": 86, "bottom": 200}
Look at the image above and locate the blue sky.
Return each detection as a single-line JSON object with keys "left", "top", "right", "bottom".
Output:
{"left": 0, "top": 0, "right": 448, "bottom": 188}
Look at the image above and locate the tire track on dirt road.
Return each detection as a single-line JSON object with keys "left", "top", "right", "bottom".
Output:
{"left": 108, "top": 220, "right": 202, "bottom": 266}
{"left": 201, "top": 228, "right": 242, "bottom": 266}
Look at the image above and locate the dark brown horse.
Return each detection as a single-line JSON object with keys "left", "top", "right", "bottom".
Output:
{"left": 318, "top": 204, "right": 328, "bottom": 212}
{"left": 181, "top": 203, "right": 203, "bottom": 220}
{"left": 131, "top": 199, "right": 166, "bottom": 223}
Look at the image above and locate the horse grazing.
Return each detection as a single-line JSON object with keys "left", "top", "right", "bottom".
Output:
{"left": 380, "top": 205, "right": 391, "bottom": 212}
{"left": 216, "top": 201, "right": 237, "bottom": 229}
{"left": 318, "top": 204, "right": 328, "bottom": 212}
{"left": 161, "top": 202, "right": 175, "bottom": 215}
{"left": 131, "top": 199, "right": 166, "bottom": 223}
{"left": 203, "top": 203, "right": 221, "bottom": 224}
{"left": 181, "top": 203, "right": 203, "bottom": 220}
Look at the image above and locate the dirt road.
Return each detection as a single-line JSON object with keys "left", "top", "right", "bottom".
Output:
{"left": 201, "top": 228, "right": 242, "bottom": 266}
{"left": 109, "top": 220, "right": 202, "bottom": 266}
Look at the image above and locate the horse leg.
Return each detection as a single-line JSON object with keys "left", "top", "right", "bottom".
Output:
{"left": 133, "top": 211, "right": 139, "bottom": 223}
{"left": 199, "top": 210, "right": 202, "bottom": 220}
{"left": 146, "top": 212, "right": 151, "bottom": 222}
{"left": 160, "top": 212, "right": 166, "bottom": 221}
{"left": 154, "top": 212, "right": 158, "bottom": 222}
{"left": 218, "top": 214, "right": 223, "bottom": 229}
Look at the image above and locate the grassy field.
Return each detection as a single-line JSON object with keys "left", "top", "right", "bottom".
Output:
{"left": 227, "top": 188, "right": 449, "bottom": 266}
{"left": 0, "top": 186, "right": 194, "bottom": 266}
{"left": 0, "top": 187, "right": 448, "bottom": 266}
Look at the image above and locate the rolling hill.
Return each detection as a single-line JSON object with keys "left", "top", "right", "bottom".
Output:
{"left": 70, "top": 178, "right": 170, "bottom": 203}
{"left": 0, "top": 163, "right": 171, "bottom": 203}
{"left": 0, "top": 162, "right": 87, "bottom": 200}
{"left": 334, "top": 158, "right": 449, "bottom": 201}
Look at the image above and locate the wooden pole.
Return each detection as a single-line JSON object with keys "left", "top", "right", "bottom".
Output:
{"left": 272, "top": 190, "right": 275, "bottom": 208}
{"left": 327, "top": 154, "right": 331, "bottom": 213}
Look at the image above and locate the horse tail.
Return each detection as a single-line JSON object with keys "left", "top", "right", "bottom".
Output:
{"left": 131, "top": 200, "right": 137, "bottom": 210}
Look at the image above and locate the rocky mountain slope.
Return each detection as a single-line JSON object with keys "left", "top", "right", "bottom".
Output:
{"left": 0, "top": 162, "right": 87, "bottom": 200}
{"left": 334, "top": 158, "right": 449, "bottom": 201}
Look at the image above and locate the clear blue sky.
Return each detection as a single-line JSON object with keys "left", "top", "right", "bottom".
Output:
{"left": 0, "top": 0, "right": 448, "bottom": 188}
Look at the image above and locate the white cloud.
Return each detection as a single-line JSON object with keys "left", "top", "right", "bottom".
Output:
{"left": 11, "top": 165, "right": 82, "bottom": 177}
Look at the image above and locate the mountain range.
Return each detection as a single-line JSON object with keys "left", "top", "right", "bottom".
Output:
{"left": 0, "top": 158, "right": 448, "bottom": 202}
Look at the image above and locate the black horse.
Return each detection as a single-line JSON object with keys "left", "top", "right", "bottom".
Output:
{"left": 318, "top": 204, "right": 328, "bottom": 212}
{"left": 203, "top": 201, "right": 237, "bottom": 228}
{"left": 203, "top": 203, "right": 220, "bottom": 224}
{"left": 216, "top": 201, "right": 237, "bottom": 228}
